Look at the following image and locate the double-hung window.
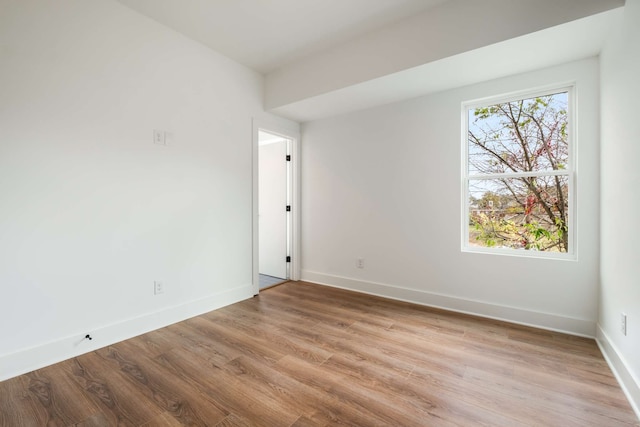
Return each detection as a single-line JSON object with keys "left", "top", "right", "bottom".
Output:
{"left": 462, "top": 86, "right": 575, "bottom": 258}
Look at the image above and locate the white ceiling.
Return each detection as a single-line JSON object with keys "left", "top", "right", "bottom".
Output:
{"left": 271, "top": 9, "right": 622, "bottom": 122}
{"left": 116, "top": 0, "right": 449, "bottom": 74}
{"left": 116, "top": 0, "right": 623, "bottom": 123}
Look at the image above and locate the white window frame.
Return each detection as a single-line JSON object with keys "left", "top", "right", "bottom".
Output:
{"left": 461, "top": 84, "right": 576, "bottom": 260}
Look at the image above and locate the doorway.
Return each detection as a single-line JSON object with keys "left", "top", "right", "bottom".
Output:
{"left": 258, "top": 130, "right": 290, "bottom": 289}
{"left": 252, "top": 118, "right": 300, "bottom": 295}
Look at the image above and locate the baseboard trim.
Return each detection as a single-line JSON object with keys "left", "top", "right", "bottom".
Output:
{"left": 0, "top": 284, "right": 253, "bottom": 382}
{"left": 301, "top": 270, "right": 596, "bottom": 337}
{"left": 596, "top": 325, "right": 640, "bottom": 420}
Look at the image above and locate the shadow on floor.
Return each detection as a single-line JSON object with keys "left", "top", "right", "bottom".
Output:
{"left": 259, "top": 274, "right": 287, "bottom": 290}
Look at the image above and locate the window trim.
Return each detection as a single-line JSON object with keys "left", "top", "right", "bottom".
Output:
{"left": 461, "top": 84, "right": 577, "bottom": 260}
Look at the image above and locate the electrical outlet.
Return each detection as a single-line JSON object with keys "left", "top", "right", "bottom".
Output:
{"left": 621, "top": 313, "right": 627, "bottom": 336}
{"left": 356, "top": 258, "right": 365, "bottom": 269}
{"left": 154, "top": 280, "right": 164, "bottom": 295}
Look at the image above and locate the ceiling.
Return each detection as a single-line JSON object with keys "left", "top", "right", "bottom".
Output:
{"left": 116, "top": 0, "right": 624, "bottom": 123}
{"left": 270, "top": 9, "right": 621, "bottom": 122}
{"left": 116, "top": 0, "right": 449, "bottom": 74}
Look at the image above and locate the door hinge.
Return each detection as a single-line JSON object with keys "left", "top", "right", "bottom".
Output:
{"left": 286, "top": 205, "right": 291, "bottom": 212}
{"left": 286, "top": 256, "right": 291, "bottom": 262}
{"left": 286, "top": 155, "right": 291, "bottom": 161}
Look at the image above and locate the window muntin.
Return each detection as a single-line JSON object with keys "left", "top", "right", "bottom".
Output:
{"left": 463, "top": 88, "right": 574, "bottom": 257}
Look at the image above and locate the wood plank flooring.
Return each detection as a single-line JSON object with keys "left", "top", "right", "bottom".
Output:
{"left": 0, "top": 281, "right": 637, "bottom": 426}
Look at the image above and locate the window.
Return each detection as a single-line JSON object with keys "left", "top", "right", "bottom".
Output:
{"left": 462, "top": 87, "right": 574, "bottom": 258}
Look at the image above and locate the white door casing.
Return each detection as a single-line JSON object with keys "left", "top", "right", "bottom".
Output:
{"left": 252, "top": 119, "right": 301, "bottom": 295}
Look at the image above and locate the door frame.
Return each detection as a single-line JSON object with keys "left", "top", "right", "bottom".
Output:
{"left": 252, "top": 119, "right": 301, "bottom": 295}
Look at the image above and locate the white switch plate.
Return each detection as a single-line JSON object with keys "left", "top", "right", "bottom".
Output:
{"left": 621, "top": 313, "right": 627, "bottom": 336}
{"left": 153, "top": 129, "right": 165, "bottom": 146}
{"left": 356, "top": 258, "right": 364, "bottom": 269}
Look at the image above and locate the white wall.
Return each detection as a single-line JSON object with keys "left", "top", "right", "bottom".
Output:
{"left": 0, "top": 0, "right": 296, "bottom": 380}
{"left": 599, "top": 0, "right": 640, "bottom": 416}
{"left": 301, "top": 58, "right": 600, "bottom": 336}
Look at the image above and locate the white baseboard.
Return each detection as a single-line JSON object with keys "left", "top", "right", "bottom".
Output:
{"left": 596, "top": 325, "right": 640, "bottom": 421}
{"left": 301, "top": 270, "right": 596, "bottom": 337}
{"left": 0, "top": 284, "right": 253, "bottom": 382}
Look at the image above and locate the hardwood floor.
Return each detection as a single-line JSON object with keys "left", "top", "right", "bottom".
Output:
{"left": 0, "top": 281, "right": 637, "bottom": 426}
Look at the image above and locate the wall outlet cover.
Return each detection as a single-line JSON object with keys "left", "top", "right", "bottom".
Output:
{"left": 154, "top": 281, "right": 164, "bottom": 295}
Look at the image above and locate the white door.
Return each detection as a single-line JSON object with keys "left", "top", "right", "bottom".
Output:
{"left": 259, "top": 137, "right": 287, "bottom": 279}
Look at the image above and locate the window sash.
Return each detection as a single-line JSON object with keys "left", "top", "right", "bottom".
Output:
{"left": 461, "top": 85, "right": 575, "bottom": 259}
{"left": 466, "top": 170, "right": 570, "bottom": 181}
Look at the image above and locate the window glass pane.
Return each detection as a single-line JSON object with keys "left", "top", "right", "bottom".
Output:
{"left": 468, "top": 92, "right": 568, "bottom": 175}
{"left": 468, "top": 176, "right": 569, "bottom": 252}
